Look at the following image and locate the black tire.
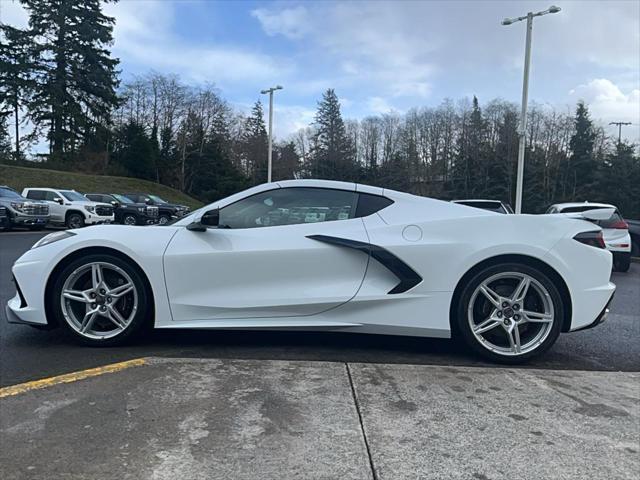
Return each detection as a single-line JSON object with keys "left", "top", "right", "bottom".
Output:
{"left": 455, "top": 262, "right": 564, "bottom": 364}
{"left": 613, "top": 252, "right": 631, "bottom": 273}
{"left": 631, "top": 239, "right": 639, "bottom": 258}
{"left": 49, "top": 254, "right": 151, "bottom": 346}
{"left": 66, "top": 212, "right": 85, "bottom": 229}
{"left": 123, "top": 213, "right": 138, "bottom": 226}
{"left": 158, "top": 214, "right": 171, "bottom": 225}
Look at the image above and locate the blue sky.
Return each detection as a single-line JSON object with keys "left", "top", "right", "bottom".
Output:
{"left": 3, "top": 0, "right": 639, "bottom": 141}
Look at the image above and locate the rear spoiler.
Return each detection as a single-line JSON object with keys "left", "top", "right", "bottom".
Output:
{"left": 562, "top": 208, "right": 615, "bottom": 221}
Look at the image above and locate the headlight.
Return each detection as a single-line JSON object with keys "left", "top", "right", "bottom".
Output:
{"left": 32, "top": 231, "right": 76, "bottom": 249}
{"left": 84, "top": 205, "right": 95, "bottom": 213}
{"left": 10, "top": 202, "right": 25, "bottom": 212}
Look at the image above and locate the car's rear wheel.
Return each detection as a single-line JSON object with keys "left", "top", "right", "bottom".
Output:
{"left": 613, "top": 252, "right": 631, "bottom": 273}
{"left": 158, "top": 214, "right": 171, "bottom": 225}
{"left": 456, "top": 263, "right": 563, "bottom": 364}
{"left": 50, "top": 254, "right": 150, "bottom": 346}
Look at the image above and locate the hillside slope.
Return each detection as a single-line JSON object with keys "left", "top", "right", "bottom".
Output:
{"left": 0, "top": 164, "right": 202, "bottom": 209}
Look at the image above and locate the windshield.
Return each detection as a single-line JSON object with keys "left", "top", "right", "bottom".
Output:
{"left": 112, "top": 194, "right": 134, "bottom": 204}
{"left": 0, "top": 187, "right": 23, "bottom": 199}
{"left": 61, "top": 190, "right": 89, "bottom": 201}
{"left": 148, "top": 194, "right": 167, "bottom": 204}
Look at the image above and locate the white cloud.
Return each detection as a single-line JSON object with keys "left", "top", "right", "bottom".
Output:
{"left": 570, "top": 79, "right": 640, "bottom": 122}
{"left": 273, "top": 105, "right": 315, "bottom": 138}
{"left": 569, "top": 79, "right": 640, "bottom": 141}
{"left": 367, "top": 97, "right": 395, "bottom": 115}
{"left": 251, "top": 6, "right": 310, "bottom": 40}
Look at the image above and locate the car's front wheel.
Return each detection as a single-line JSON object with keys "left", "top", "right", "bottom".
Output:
{"left": 455, "top": 263, "right": 563, "bottom": 364}
{"left": 66, "top": 212, "right": 85, "bottom": 229}
{"left": 50, "top": 254, "right": 150, "bottom": 346}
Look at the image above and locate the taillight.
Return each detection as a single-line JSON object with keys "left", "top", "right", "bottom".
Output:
{"left": 609, "top": 220, "right": 628, "bottom": 229}
{"left": 573, "top": 231, "right": 606, "bottom": 249}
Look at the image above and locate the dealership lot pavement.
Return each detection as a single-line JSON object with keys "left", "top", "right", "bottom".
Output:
{"left": 1, "top": 358, "right": 638, "bottom": 480}
{"left": 1, "top": 231, "right": 639, "bottom": 388}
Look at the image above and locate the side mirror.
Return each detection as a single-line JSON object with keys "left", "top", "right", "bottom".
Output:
{"left": 111, "top": 201, "right": 119, "bottom": 207}
{"left": 187, "top": 208, "right": 219, "bottom": 232}
{"left": 201, "top": 209, "right": 219, "bottom": 227}
{"left": 54, "top": 197, "right": 63, "bottom": 205}
{"left": 145, "top": 198, "right": 152, "bottom": 205}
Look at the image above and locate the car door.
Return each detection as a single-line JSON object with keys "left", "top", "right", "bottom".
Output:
{"left": 163, "top": 187, "right": 370, "bottom": 322}
{"left": 43, "top": 190, "right": 66, "bottom": 222}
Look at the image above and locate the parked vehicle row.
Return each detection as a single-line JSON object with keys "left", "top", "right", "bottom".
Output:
{"left": 0, "top": 185, "right": 190, "bottom": 231}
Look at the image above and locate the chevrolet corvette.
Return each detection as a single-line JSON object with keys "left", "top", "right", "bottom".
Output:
{"left": 6, "top": 179, "right": 615, "bottom": 363}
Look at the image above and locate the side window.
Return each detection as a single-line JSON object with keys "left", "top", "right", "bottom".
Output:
{"left": 26, "top": 190, "right": 45, "bottom": 200}
{"left": 219, "top": 187, "right": 358, "bottom": 229}
{"left": 355, "top": 193, "right": 393, "bottom": 217}
{"left": 44, "top": 191, "right": 59, "bottom": 201}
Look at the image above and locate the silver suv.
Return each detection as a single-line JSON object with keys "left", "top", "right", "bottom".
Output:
{"left": 22, "top": 188, "right": 114, "bottom": 229}
{"left": 0, "top": 186, "right": 50, "bottom": 231}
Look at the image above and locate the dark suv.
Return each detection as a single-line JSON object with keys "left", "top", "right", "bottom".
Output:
{"left": 85, "top": 193, "right": 160, "bottom": 226}
{"left": 122, "top": 193, "right": 190, "bottom": 225}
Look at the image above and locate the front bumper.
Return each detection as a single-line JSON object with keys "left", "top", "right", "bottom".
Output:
{"left": 11, "top": 214, "right": 49, "bottom": 226}
{"left": 85, "top": 213, "right": 114, "bottom": 225}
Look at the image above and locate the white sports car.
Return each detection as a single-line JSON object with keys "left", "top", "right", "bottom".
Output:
{"left": 6, "top": 180, "right": 615, "bottom": 363}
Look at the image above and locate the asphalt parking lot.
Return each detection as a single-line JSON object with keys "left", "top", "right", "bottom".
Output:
{"left": 1, "top": 231, "right": 639, "bottom": 480}
{"left": 1, "top": 230, "right": 638, "bottom": 386}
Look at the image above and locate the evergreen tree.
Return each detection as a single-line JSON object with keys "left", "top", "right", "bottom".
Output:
{"left": 568, "top": 101, "right": 597, "bottom": 199}
{"left": 272, "top": 141, "right": 301, "bottom": 181}
{"left": 597, "top": 142, "right": 640, "bottom": 218}
{"left": 111, "top": 121, "right": 155, "bottom": 180}
{"left": 22, "top": 0, "right": 120, "bottom": 160}
{"left": 450, "top": 97, "right": 488, "bottom": 197}
{"left": 0, "top": 25, "right": 35, "bottom": 160}
{"left": 488, "top": 108, "right": 518, "bottom": 205}
{"left": 0, "top": 112, "right": 12, "bottom": 162}
{"left": 309, "top": 89, "right": 358, "bottom": 181}
{"left": 241, "top": 101, "right": 268, "bottom": 184}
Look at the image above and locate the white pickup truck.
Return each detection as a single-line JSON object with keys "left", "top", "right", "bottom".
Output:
{"left": 22, "top": 187, "right": 114, "bottom": 229}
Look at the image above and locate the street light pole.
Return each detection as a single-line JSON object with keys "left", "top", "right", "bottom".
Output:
{"left": 502, "top": 6, "right": 561, "bottom": 213}
{"left": 260, "top": 85, "right": 283, "bottom": 183}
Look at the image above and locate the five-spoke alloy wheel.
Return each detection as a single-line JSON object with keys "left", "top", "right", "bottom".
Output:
{"left": 456, "top": 263, "right": 563, "bottom": 363}
{"left": 50, "top": 254, "right": 149, "bottom": 345}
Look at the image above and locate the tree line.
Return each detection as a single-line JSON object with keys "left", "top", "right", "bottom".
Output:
{"left": 1, "top": 0, "right": 638, "bottom": 217}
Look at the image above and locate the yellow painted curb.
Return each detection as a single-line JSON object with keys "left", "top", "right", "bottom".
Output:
{"left": 0, "top": 358, "right": 147, "bottom": 399}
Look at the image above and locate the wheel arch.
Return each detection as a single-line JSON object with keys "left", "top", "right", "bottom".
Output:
{"left": 449, "top": 253, "right": 572, "bottom": 335}
{"left": 44, "top": 246, "right": 155, "bottom": 328}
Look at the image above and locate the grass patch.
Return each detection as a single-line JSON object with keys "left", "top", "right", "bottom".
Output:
{"left": 0, "top": 164, "right": 202, "bottom": 209}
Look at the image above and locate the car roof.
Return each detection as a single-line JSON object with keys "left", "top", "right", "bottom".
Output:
{"left": 551, "top": 202, "right": 616, "bottom": 210}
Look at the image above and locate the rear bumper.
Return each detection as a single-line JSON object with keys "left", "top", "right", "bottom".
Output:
{"left": 571, "top": 291, "right": 615, "bottom": 332}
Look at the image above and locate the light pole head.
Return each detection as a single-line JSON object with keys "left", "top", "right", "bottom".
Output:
{"left": 501, "top": 17, "right": 513, "bottom": 25}
{"left": 275, "top": 85, "right": 283, "bottom": 90}
{"left": 548, "top": 5, "right": 561, "bottom": 13}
